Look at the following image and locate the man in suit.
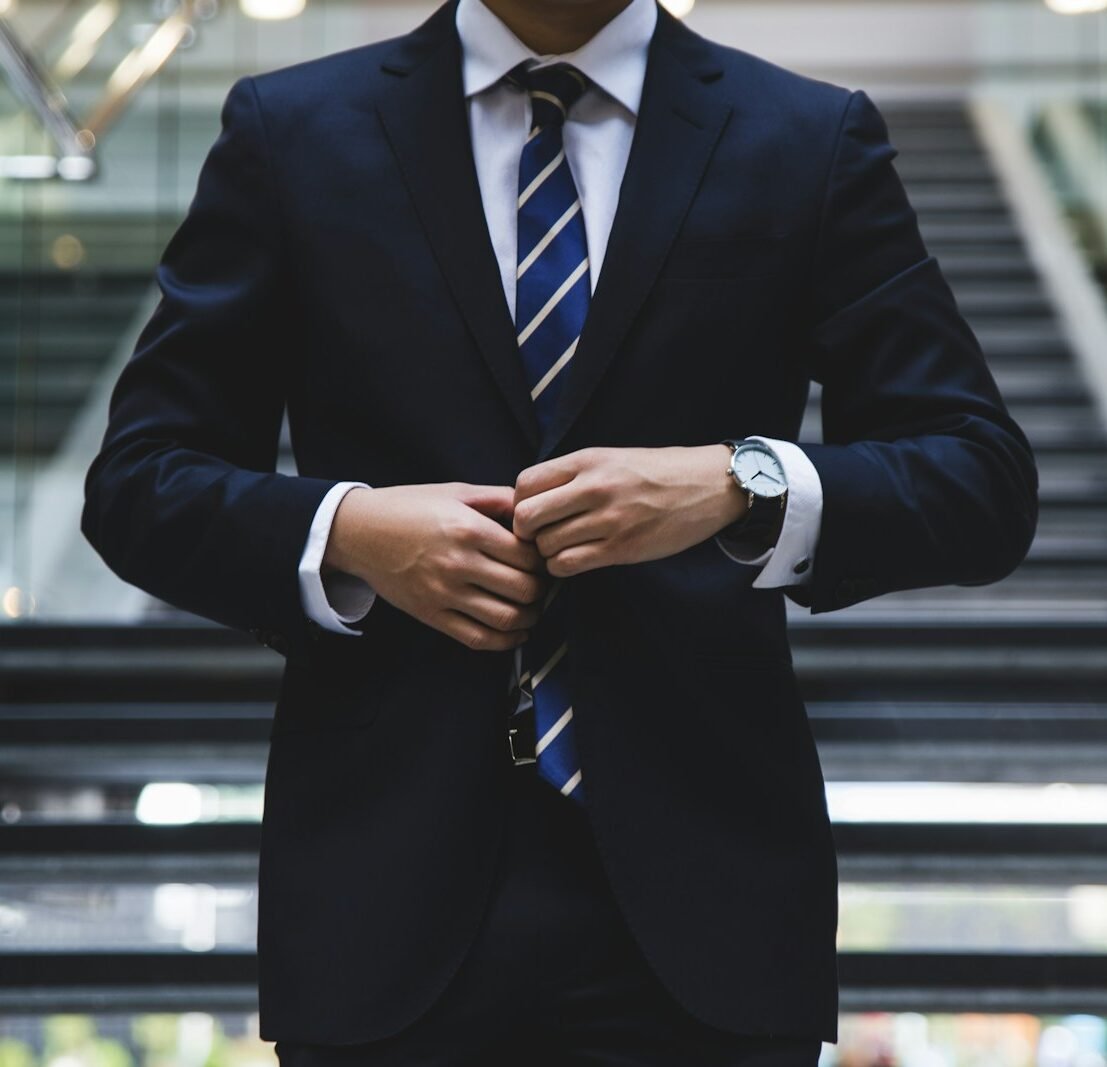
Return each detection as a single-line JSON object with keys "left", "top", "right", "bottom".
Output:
{"left": 81, "top": 0, "right": 1039, "bottom": 1061}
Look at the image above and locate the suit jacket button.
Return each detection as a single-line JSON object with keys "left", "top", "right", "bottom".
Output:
{"left": 793, "top": 557, "right": 810, "bottom": 575}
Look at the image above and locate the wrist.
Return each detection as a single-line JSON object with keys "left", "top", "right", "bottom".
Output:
{"left": 323, "top": 486, "right": 376, "bottom": 577}
{"left": 692, "top": 444, "right": 748, "bottom": 534}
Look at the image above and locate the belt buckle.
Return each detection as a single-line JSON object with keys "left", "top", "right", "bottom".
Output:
{"left": 508, "top": 707, "right": 537, "bottom": 766}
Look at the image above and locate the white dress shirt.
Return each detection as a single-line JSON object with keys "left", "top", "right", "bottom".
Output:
{"left": 297, "top": 0, "right": 823, "bottom": 641}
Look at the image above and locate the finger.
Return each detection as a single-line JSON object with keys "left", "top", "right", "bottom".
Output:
{"left": 439, "top": 611, "right": 529, "bottom": 653}
{"left": 454, "top": 484, "right": 517, "bottom": 526}
{"left": 547, "top": 541, "right": 608, "bottom": 578}
{"left": 513, "top": 480, "right": 594, "bottom": 539}
{"left": 473, "top": 518, "right": 547, "bottom": 573}
{"left": 454, "top": 589, "right": 541, "bottom": 633}
{"left": 514, "top": 451, "right": 591, "bottom": 505}
{"left": 467, "top": 557, "right": 548, "bottom": 606}
{"left": 535, "top": 513, "right": 609, "bottom": 559}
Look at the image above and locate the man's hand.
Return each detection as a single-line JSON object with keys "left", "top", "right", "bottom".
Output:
{"left": 513, "top": 446, "right": 748, "bottom": 577}
{"left": 323, "top": 483, "right": 548, "bottom": 651}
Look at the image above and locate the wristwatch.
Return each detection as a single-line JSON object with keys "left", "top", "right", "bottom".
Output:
{"left": 721, "top": 439, "right": 788, "bottom": 547}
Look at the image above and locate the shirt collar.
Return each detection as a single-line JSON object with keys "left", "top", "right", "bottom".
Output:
{"left": 455, "top": 0, "right": 658, "bottom": 117}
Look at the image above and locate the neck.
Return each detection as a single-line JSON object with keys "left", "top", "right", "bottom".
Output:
{"left": 480, "top": 0, "right": 636, "bottom": 55}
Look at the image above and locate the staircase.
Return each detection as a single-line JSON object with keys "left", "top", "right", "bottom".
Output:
{"left": 2, "top": 102, "right": 1106, "bottom": 1026}
{"left": 0, "top": 216, "right": 176, "bottom": 460}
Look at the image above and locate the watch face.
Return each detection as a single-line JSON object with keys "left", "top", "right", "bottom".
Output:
{"left": 731, "top": 445, "right": 788, "bottom": 498}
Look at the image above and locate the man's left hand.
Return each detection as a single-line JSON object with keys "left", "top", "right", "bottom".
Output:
{"left": 513, "top": 445, "right": 748, "bottom": 577}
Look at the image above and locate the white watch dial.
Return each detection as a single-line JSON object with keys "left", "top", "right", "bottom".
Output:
{"left": 731, "top": 446, "right": 787, "bottom": 498}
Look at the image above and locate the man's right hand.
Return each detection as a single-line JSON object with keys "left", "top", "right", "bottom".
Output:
{"left": 322, "top": 483, "right": 548, "bottom": 651}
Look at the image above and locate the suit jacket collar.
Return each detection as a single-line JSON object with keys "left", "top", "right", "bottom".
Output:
{"left": 375, "top": 0, "right": 731, "bottom": 457}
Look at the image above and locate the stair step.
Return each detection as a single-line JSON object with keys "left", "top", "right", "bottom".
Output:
{"left": 0, "top": 335, "right": 124, "bottom": 362}
{"left": 989, "top": 363, "right": 1089, "bottom": 402}
{"left": 1025, "top": 533, "right": 1107, "bottom": 564}
{"left": 886, "top": 130, "right": 983, "bottom": 151}
{"left": 0, "top": 373, "right": 100, "bottom": 405}
{"left": 911, "top": 189, "right": 1011, "bottom": 214}
{"left": 0, "top": 701, "right": 275, "bottom": 744}
{"left": 1035, "top": 506, "right": 1107, "bottom": 535}
{"left": 898, "top": 159, "right": 998, "bottom": 183}
{"left": 0, "top": 273, "right": 153, "bottom": 296}
{"left": 975, "top": 323, "right": 1070, "bottom": 360}
{"left": 1035, "top": 458, "right": 1107, "bottom": 506}
{"left": 934, "top": 252, "right": 1038, "bottom": 282}
{"left": 0, "top": 295, "right": 144, "bottom": 324}
{"left": 0, "top": 412, "right": 76, "bottom": 454}
{"left": 881, "top": 109, "right": 973, "bottom": 129}
{"left": 921, "top": 221, "right": 1024, "bottom": 244}
{"left": 801, "top": 399, "right": 1105, "bottom": 450}
{"left": 951, "top": 283, "right": 1052, "bottom": 317}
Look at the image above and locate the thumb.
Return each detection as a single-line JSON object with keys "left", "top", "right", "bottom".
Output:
{"left": 454, "top": 483, "right": 516, "bottom": 525}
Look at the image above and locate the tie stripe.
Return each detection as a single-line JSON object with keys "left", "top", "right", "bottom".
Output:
{"left": 518, "top": 200, "right": 582, "bottom": 279}
{"left": 509, "top": 60, "right": 590, "bottom": 805}
{"left": 531, "top": 642, "right": 568, "bottom": 689}
{"left": 517, "top": 258, "right": 589, "bottom": 347}
{"left": 536, "top": 706, "right": 574, "bottom": 755}
{"left": 519, "top": 147, "right": 566, "bottom": 208}
{"left": 530, "top": 89, "right": 567, "bottom": 118}
{"left": 531, "top": 338, "right": 579, "bottom": 401}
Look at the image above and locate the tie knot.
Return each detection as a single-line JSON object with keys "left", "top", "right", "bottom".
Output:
{"left": 506, "top": 61, "right": 589, "bottom": 131}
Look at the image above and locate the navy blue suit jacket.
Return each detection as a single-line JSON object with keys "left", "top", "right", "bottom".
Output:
{"left": 82, "top": 0, "right": 1038, "bottom": 1045}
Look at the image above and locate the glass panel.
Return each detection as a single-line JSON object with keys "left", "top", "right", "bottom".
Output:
{"left": 0, "top": 0, "right": 424, "bottom": 625}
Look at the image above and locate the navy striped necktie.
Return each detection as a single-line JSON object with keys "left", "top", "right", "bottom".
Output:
{"left": 508, "top": 61, "right": 589, "bottom": 804}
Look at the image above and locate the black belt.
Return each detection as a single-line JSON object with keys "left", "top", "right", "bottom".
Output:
{"left": 508, "top": 705, "right": 537, "bottom": 766}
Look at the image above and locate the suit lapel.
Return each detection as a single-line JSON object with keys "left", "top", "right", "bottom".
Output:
{"left": 538, "top": 7, "right": 731, "bottom": 460}
{"left": 375, "top": 0, "right": 541, "bottom": 450}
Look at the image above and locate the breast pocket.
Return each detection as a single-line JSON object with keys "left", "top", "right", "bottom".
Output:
{"left": 659, "top": 233, "right": 795, "bottom": 281}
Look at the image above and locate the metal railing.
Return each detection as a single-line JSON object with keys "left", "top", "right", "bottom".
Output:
{"left": 0, "top": 0, "right": 211, "bottom": 181}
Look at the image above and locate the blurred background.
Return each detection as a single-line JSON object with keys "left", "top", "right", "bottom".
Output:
{"left": 0, "top": 0, "right": 1106, "bottom": 1064}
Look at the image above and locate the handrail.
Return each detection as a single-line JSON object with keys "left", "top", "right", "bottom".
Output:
{"left": 0, "top": 0, "right": 204, "bottom": 181}
{"left": 0, "top": 14, "right": 95, "bottom": 180}
{"left": 1038, "top": 100, "right": 1107, "bottom": 261}
{"left": 83, "top": 2, "right": 200, "bottom": 137}
{"left": 971, "top": 98, "right": 1107, "bottom": 433}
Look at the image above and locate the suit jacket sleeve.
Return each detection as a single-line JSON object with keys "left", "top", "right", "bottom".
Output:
{"left": 81, "top": 76, "right": 340, "bottom": 654}
{"left": 790, "top": 89, "right": 1039, "bottom": 614}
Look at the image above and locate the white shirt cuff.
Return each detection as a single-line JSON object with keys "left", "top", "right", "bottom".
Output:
{"left": 714, "top": 437, "right": 822, "bottom": 588}
{"left": 298, "top": 481, "right": 376, "bottom": 635}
